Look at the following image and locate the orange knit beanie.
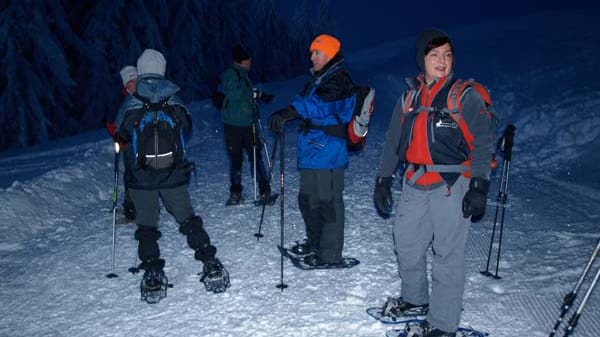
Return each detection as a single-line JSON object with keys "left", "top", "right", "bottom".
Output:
{"left": 309, "top": 34, "right": 341, "bottom": 59}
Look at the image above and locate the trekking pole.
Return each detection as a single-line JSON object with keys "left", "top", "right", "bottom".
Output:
{"left": 252, "top": 122, "right": 258, "bottom": 203}
{"left": 548, "top": 238, "right": 600, "bottom": 337}
{"left": 106, "top": 142, "right": 120, "bottom": 278}
{"left": 481, "top": 125, "right": 515, "bottom": 279}
{"left": 257, "top": 118, "right": 274, "bottom": 184}
{"left": 275, "top": 127, "right": 288, "bottom": 291}
{"left": 563, "top": 263, "right": 600, "bottom": 337}
{"left": 255, "top": 135, "right": 278, "bottom": 240}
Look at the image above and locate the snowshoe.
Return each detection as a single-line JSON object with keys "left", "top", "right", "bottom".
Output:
{"left": 278, "top": 246, "right": 359, "bottom": 270}
{"left": 385, "top": 319, "right": 488, "bottom": 337}
{"left": 140, "top": 269, "right": 168, "bottom": 304}
{"left": 200, "top": 258, "right": 230, "bottom": 293}
{"left": 225, "top": 192, "right": 243, "bottom": 206}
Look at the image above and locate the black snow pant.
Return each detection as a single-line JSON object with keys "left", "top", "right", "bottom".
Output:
{"left": 298, "top": 168, "right": 345, "bottom": 263}
{"left": 223, "top": 123, "right": 270, "bottom": 195}
{"left": 129, "top": 185, "right": 217, "bottom": 270}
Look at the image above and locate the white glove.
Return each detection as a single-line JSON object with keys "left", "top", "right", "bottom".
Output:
{"left": 353, "top": 87, "right": 375, "bottom": 137}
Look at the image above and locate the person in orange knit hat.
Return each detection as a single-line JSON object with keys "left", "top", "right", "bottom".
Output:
{"left": 268, "top": 34, "right": 374, "bottom": 267}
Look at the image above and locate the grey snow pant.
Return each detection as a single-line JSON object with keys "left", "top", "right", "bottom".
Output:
{"left": 298, "top": 168, "right": 345, "bottom": 263}
{"left": 393, "top": 175, "right": 471, "bottom": 332}
{"left": 130, "top": 185, "right": 216, "bottom": 265}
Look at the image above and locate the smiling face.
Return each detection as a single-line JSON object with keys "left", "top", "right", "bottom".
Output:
{"left": 424, "top": 42, "right": 453, "bottom": 83}
{"left": 310, "top": 49, "right": 330, "bottom": 72}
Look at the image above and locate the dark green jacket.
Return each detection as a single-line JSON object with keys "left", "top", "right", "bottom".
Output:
{"left": 220, "top": 63, "right": 254, "bottom": 126}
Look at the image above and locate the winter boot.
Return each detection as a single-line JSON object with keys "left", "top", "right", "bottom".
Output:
{"left": 382, "top": 297, "right": 429, "bottom": 318}
{"left": 200, "top": 258, "right": 230, "bottom": 293}
{"left": 122, "top": 189, "right": 136, "bottom": 222}
{"left": 303, "top": 254, "right": 328, "bottom": 267}
{"left": 123, "top": 207, "right": 136, "bottom": 222}
{"left": 140, "top": 259, "right": 168, "bottom": 304}
{"left": 256, "top": 190, "right": 277, "bottom": 206}
{"left": 226, "top": 192, "right": 243, "bottom": 206}
{"left": 290, "top": 239, "right": 313, "bottom": 256}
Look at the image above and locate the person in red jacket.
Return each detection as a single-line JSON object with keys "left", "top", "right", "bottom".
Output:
{"left": 106, "top": 65, "right": 137, "bottom": 221}
{"left": 373, "top": 29, "right": 496, "bottom": 337}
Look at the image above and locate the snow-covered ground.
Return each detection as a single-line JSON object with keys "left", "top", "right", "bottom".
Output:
{"left": 1, "top": 9, "right": 599, "bottom": 337}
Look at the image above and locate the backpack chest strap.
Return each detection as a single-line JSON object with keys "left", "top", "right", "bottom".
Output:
{"left": 406, "top": 163, "right": 470, "bottom": 186}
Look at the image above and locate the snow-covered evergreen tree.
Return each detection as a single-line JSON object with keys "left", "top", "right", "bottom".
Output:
{"left": 0, "top": 0, "right": 335, "bottom": 152}
{"left": 251, "top": 0, "right": 291, "bottom": 82}
{"left": 0, "top": 0, "right": 79, "bottom": 151}
{"left": 78, "top": 0, "right": 166, "bottom": 130}
{"left": 166, "top": 0, "right": 209, "bottom": 100}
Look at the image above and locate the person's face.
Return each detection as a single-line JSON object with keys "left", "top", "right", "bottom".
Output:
{"left": 424, "top": 42, "right": 453, "bottom": 83}
{"left": 240, "top": 58, "right": 252, "bottom": 70}
{"left": 310, "top": 49, "right": 329, "bottom": 72}
{"left": 125, "top": 79, "right": 136, "bottom": 93}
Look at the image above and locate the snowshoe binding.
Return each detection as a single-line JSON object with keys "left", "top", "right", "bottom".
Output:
{"left": 140, "top": 268, "right": 168, "bottom": 304}
{"left": 289, "top": 239, "right": 313, "bottom": 257}
{"left": 367, "top": 297, "right": 429, "bottom": 324}
{"left": 382, "top": 297, "right": 429, "bottom": 318}
{"left": 200, "top": 258, "right": 230, "bottom": 293}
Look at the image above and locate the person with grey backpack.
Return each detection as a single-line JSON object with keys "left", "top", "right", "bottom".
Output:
{"left": 117, "top": 49, "right": 230, "bottom": 303}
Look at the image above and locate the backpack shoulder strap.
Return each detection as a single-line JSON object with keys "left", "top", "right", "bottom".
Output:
{"left": 132, "top": 92, "right": 172, "bottom": 112}
{"left": 402, "top": 88, "right": 419, "bottom": 113}
{"left": 446, "top": 78, "right": 493, "bottom": 151}
{"left": 447, "top": 78, "right": 493, "bottom": 113}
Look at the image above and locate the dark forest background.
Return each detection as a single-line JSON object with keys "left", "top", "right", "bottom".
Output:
{"left": 0, "top": 0, "right": 333, "bottom": 152}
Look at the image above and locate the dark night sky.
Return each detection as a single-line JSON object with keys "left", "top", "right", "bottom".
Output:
{"left": 281, "top": 0, "right": 599, "bottom": 51}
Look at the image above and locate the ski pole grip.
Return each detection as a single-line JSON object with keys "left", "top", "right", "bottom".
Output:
{"left": 501, "top": 124, "right": 515, "bottom": 161}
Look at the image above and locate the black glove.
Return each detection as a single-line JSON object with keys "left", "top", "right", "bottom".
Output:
{"left": 260, "top": 93, "right": 274, "bottom": 103}
{"left": 374, "top": 176, "right": 394, "bottom": 219}
{"left": 462, "top": 177, "right": 490, "bottom": 222}
{"left": 268, "top": 107, "right": 298, "bottom": 132}
{"left": 252, "top": 88, "right": 274, "bottom": 103}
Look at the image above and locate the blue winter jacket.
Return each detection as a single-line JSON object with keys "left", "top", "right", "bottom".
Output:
{"left": 291, "top": 55, "right": 356, "bottom": 169}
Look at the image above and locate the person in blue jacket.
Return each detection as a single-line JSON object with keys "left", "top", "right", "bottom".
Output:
{"left": 268, "top": 34, "right": 369, "bottom": 266}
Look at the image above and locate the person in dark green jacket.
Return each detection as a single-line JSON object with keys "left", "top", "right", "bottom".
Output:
{"left": 220, "top": 44, "right": 274, "bottom": 206}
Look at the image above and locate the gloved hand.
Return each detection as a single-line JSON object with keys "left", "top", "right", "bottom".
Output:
{"left": 260, "top": 93, "right": 274, "bottom": 103}
{"left": 252, "top": 88, "right": 262, "bottom": 100}
{"left": 268, "top": 107, "right": 299, "bottom": 132}
{"left": 374, "top": 176, "right": 394, "bottom": 218}
{"left": 105, "top": 121, "right": 117, "bottom": 138}
{"left": 462, "top": 177, "right": 490, "bottom": 222}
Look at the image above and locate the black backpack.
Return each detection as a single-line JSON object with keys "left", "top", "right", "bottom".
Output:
{"left": 131, "top": 93, "right": 186, "bottom": 170}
